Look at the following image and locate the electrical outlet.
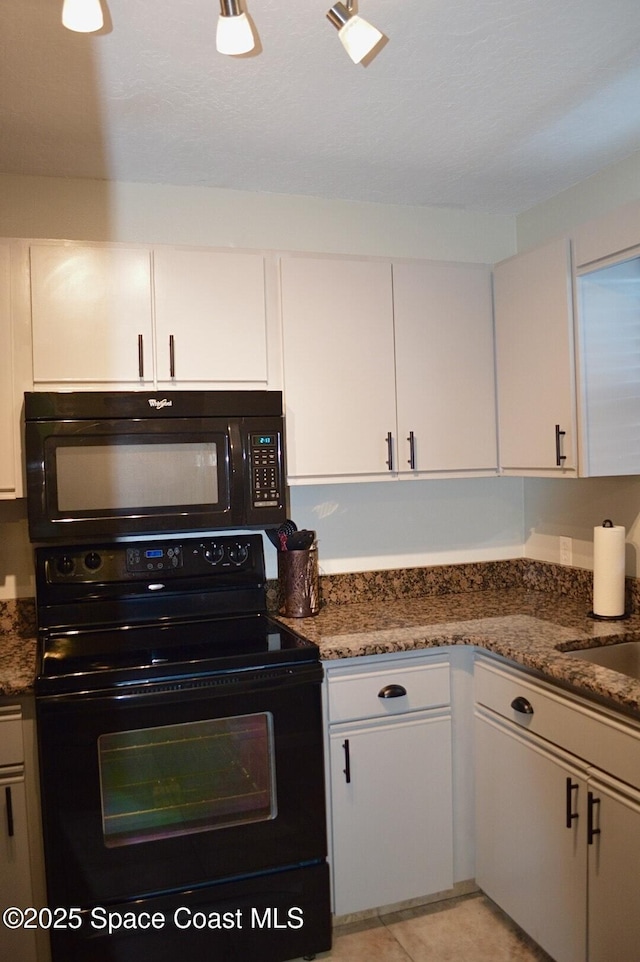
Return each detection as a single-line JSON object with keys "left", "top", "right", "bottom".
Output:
{"left": 560, "top": 536, "right": 572, "bottom": 566}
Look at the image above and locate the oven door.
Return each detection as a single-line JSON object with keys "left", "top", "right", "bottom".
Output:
{"left": 36, "top": 664, "right": 327, "bottom": 907}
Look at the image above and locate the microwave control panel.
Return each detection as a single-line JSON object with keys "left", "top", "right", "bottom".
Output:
{"left": 249, "top": 432, "right": 283, "bottom": 508}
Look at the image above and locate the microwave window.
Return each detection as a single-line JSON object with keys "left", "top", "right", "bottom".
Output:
{"left": 55, "top": 442, "right": 219, "bottom": 511}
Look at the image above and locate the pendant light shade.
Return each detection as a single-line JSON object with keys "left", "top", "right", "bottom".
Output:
{"left": 62, "top": 0, "right": 104, "bottom": 33}
{"left": 327, "top": 2, "right": 383, "bottom": 64}
{"left": 216, "top": 0, "right": 255, "bottom": 55}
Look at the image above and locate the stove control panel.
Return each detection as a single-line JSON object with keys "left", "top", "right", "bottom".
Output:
{"left": 38, "top": 535, "right": 263, "bottom": 587}
{"left": 126, "top": 545, "right": 183, "bottom": 573}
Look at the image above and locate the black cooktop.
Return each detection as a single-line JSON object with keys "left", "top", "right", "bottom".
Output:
{"left": 34, "top": 535, "right": 319, "bottom": 695}
{"left": 37, "top": 614, "right": 317, "bottom": 695}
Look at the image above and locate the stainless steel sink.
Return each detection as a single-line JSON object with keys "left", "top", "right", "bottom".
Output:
{"left": 567, "top": 642, "right": 640, "bottom": 680}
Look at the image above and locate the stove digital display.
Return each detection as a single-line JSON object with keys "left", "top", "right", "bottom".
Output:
{"left": 145, "top": 549, "right": 164, "bottom": 559}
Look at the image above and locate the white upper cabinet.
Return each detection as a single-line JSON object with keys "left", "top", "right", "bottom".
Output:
{"left": 29, "top": 242, "right": 270, "bottom": 389}
{"left": 280, "top": 255, "right": 397, "bottom": 480}
{"left": 393, "top": 261, "right": 497, "bottom": 475}
{"left": 0, "top": 244, "right": 15, "bottom": 496}
{"left": 575, "top": 249, "right": 640, "bottom": 476}
{"left": 30, "top": 243, "right": 154, "bottom": 385}
{"left": 153, "top": 248, "right": 268, "bottom": 385}
{"left": 280, "top": 254, "right": 499, "bottom": 483}
{"left": 494, "top": 237, "right": 577, "bottom": 475}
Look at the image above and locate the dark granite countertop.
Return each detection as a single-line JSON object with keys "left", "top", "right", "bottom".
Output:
{"left": 5, "top": 577, "right": 640, "bottom": 720}
{"left": 0, "top": 598, "right": 37, "bottom": 698}
{"left": 277, "top": 587, "right": 640, "bottom": 719}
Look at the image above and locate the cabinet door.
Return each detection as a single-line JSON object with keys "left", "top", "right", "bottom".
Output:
{"left": 0, "top": 776, "right": 37, "bottom": 962}
{"left": 587, "top": 774, "right": 640, "bottom": 962}
{"left": 393, "top": 261, "right": 497, "bottom": 474}
{"left": 0, "top": 243, "right": 15, "bottom": 495}
{"left": 494, "top": 238, "right": 576, "bottom": 473}
{"left": 280, "top": 256, "right": 397, "bottom": 480}
{"left": 153, "top": 248, "right": 268, "bottom": 384}
{"left": 576, "top": 252, "right": 640, "bottom": 475}
{"left": 30, "top": 243, "right": 153, "bottom": 384}
{"left": 475, "top": 710, "right": 587, "bottom": 962}
{"left": 329, "top": 712, "right": 453, "bottom": 916}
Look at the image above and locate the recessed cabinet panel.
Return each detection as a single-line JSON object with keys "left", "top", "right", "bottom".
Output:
{"left": 30, "top": 244, "right": 154, "bottom": 384}
{"left": 576, "top": 252, "right": 640, "bottom": 476}
{"left": 587, "top": 776, "right": 640, "bottom": 962}
{"left": 494, "top": 238, "right": 576, "bottom": 473}
{"left": 280, "top": 256, "right": 397, "bottom": 479}
{"left": 393, "top": 261, "right": 497, "bottom": 473}
{"left": 330, "top": 713, "right": 453, "bottom": 916}
{"left": 153, "top": 248, "right": 268, "bottom": 384}
{"left": 475, "top": 710, "right": 587, "bottom": 962}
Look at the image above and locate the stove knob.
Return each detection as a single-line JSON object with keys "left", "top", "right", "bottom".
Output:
{"left": 84, "top": 551, "right": 102, "bottom": 571}
{"left": 55, "top": 555, "right": 75, "bottom": 576}
{"left": 202, "top": 543, "right": 224, "bottom": 566}
{"left": 228, "top": 543, "right": 250, "bottom": 566}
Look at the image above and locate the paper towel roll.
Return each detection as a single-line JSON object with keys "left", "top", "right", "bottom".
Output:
{"left": 593, "top": 520, "right": 626, "bottom": 618}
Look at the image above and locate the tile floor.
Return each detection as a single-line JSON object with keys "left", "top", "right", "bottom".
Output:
{"left": 308, "top": 893, "right": 554, "bottom": 961}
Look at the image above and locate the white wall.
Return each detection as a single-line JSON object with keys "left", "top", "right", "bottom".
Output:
{"left": 517, "top": 152, "right": 640, "bottom": 576}
{"left": 0, "top": 174, "right": 516, "bottom": 263}
{"left": 290, "top": 477, "right": 525, "bottom": 575}
{"left": 524, "top": 477, "right": 640, "bottom": 577}
{"left": 516, "top": 150, "right": 640, "bottom": 252}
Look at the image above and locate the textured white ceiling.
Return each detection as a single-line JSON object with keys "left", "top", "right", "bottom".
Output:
{"left": 2, "top": 0, "right": 640, "bottom": 214}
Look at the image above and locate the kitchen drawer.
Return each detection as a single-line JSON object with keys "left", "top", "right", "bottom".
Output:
{"left": 475, "top": 655, "right": 640, "bottom": 790}
{"left": 327, "top": 657, "right": 450, "bottom": 724}
{"left": 0, "top": 705, "right": 23, "bottom": 767}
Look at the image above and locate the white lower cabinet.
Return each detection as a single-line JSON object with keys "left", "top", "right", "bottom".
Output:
{"left": 587, "top": 772, "right": 640, "bottom": 962}
{"left": 0, "top": 705, "right": 38, "bottom": 962}
{"left": 475, "top": 655, "right": 640, "bottom": 962}
{"left": 325, "top": 654, "right": 454, "bottom": 916}
{"left": 476, "top": 711, "right": 587, "bottom": 962}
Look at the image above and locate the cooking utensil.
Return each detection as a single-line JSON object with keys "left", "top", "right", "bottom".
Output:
{"left": 266, "top": 519, "right": 298, "bottom": 551}
{"left": 286, "top": 530, "right": 316, "bottom": 551}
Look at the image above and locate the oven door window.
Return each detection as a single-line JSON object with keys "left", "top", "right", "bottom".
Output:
{"left": 97, "top": 712, "right": 276, "bottom": 848}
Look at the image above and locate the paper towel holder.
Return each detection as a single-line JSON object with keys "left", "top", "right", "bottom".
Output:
{"left": 588, "top": 610, "right": 630, "bottom": 621}
{"left": 589, "top": 518, "right": 629, "bottom": 621}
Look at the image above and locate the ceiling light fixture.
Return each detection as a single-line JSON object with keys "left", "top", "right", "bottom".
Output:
{"left": 326, "top": 1, "right": 383, "bottom": 64}
{"left": 216, "top": 0, "right": 256, "bottom": 56}
{"left": 61, "top": 0, "right": 104, "bottom": 33}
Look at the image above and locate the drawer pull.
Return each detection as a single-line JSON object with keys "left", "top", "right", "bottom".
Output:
{"left": 511, "top": 696, "right": 534, "bottom": 715}
{"left": 378, "top": 684, "right": 407, "bottom": 699}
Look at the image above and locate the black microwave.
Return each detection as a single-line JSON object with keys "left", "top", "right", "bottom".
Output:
{"left": 24, "top": 391, "right": 287, "bottom": 542}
